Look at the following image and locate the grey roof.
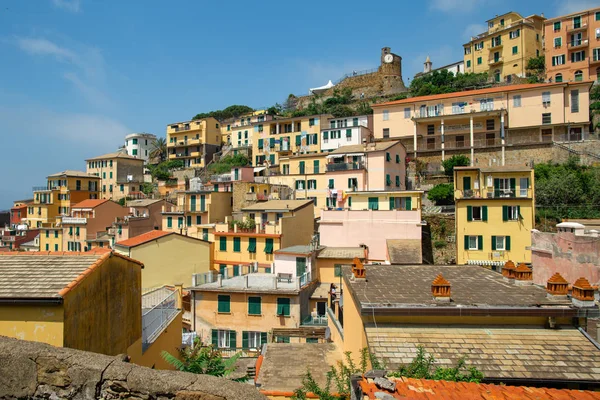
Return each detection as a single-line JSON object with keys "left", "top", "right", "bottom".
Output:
{"left": 328, "top": 141, "right": 401, "bottom": 155}
{"left": 47, "top": 170, "right": 100, "bottom": 179}
{"left": 386, "top": 239, "right": 422, "bottom": 264}
{"left": 366, "top": 325, "right": 600, "bottom": 382}
{"left": 275, "top": 245, "right": 314, "bottom": 255}
{"left": 345, "top": 265, "right": 558, "bottom": 308}
{"left": 256, "top": 343, "right": 342, "bottom": 392}
{"left": 454, "top": 165, "right": 532, "bottom": 173}
{"left": 317, "top": 247, "right": 365, "bottom": 259}
{"left": 192, "top": 273, "right": 300, "bottom": 294}
{"left": 127, "top": 199, "right": 163, "bottom": 207}
{"left": 85, "top": 151, "right": 143, "bottom": 161}
{"left": 241, "top": 199, "right": 313, "bottom": 212}
{"left": 0, "top": 254, "right": 105, "bottom": 299}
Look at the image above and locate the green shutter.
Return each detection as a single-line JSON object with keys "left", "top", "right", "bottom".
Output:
{"left": 389, "top": 197, "right": 395, "bottom": 210}
{"left": 395, "top": 175, "right": 400, "bottom": 187}
{"left": 482, "top": 206, "right": 488, "bottom": 221}
{"left": 296, "top": 135, "right": 301, "bottom": 145}
{"left": 467, "top": 206, "right": 473, "bottom": 221}
{"left": 396, "top": 154, "right": 400, "bottom": 163}
{"left": 229, "top": 331, "right": 236, "bottom": 348}
{"left": 494, "top": 178, "right": 500, "bottom": 191}
{"left": 212, "top": 329, "right": 218, "bottom": 346}
{"left": 491, "top": 236, "right": 497, "bottom": 250}
{"left": 405, "top": 197, "right": 412, "bottom": 211}
{"left": 261, "top": 332, "right": 268, "bottom": 346}
{"left": 517, "top": 205, "right": 522, "bottom": 219}
{"left": 296, "top": 257, "right": 306, "bottom": 276}
{"left": 502, "top": 206, "right": 508, "bottom": 221}
{"left": 248, "top": 237, "right": 256, "bottom": 253}
{"left": 299, "top": 161, "right": 305, "bottom": 174}
{"left": 328, "top": 179, "right": 334, "bottom": 189}
{"left": 218, "top": 295, "right": 230, "bottom": 313}
{"left": 313, "top": 160, "right": 319, "bottom": 173}
{"left": 234, "top": 237, "right": 241, "bottom": 252}
{"left": 506, "top": 236, "right": 511, "bottom": 251}
{"left": 242, "top": 331, "right": 249, "bottom": 349}
{"left": 346, "top": 129, "right": 352, "bottom": 138}
{"left": 510, "top": 178, "right": 516, "bottom": 192}
{"left": 220, "top": 236, "right": 227, "bottom": 251}
{"left": 478, "top": 236, "right": 483, "bottom": 250}
{"left": 464, "top": 236, "right": 469, "bottom": 250}
{"left": 324, "top": 131, "right": 329, "bottom": 140}
{"left": 258, "top": 138, "right": 263, "bottom": 149}
{"left": 277, "top": 298, "right": 290, "bottom": 316}
{"left": 233, "top": 265, "right": 240, "bottom": 276}
{"left": 265, "top": 238, "right": 274, "bottom": 254}
{"left": 348, "top": 197, "right": 352, "bottom": 207}
{"left": 386, "top": 152, "right": 391, "bottom": 162}
{"left": 463, "top": 176, "right": 471, "bottom": 191}
{"left": 248, "top": 297, "right": 261, "bottom": 315}
{"left": 187, "top": 215, "right": 192, "bottom": 226}
{"left": 368, "top": 197, "right": 379, "bottom": 210}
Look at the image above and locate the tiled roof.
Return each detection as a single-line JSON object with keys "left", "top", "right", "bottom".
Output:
{"left": 126, "top": 199, "right": 163, "bottom": 207}
{"left": 242, "top": 199, "right": 313, "bottom": 212}
{"left": 365, "top": 325, "right": 600, "bottom": 382}
{"left": 85, "top": 151, "right": 142, "bottom": 161}
{"left": 0, "top": 253, "right": 109, "bottom": 299}
{"left": 454, "top": 165, "right": 533, "bottom": 173}
{"left": 328, "top": 141, "right": 400, "bottom": 154}
{"left": 192, "top": 272, "right": 300, "bottom": 293}
{"left": 71, "top": 199, "right": 110, "bottom": 209}
{"left": 47, "top": 170, "right": 99, "bottom": 179}
{"left": 115, "top": 230, "right": 172, "bottom": 248}
{"left": 317, "top": 247, "right": 365, "bottom": 259}
{"left": 386, "top": 239, "right": 422, "bottom": 264}
{"left": 274, "top": 245, "right": 314, "bottom": 255}
{"left": 373, "top": 81, "right": 592, "bottom": 107}
{"left": 345, "top": 265, "right": 553, "bottom": 308}
{"left": 359, "top": 377, "right": 600, "bottom": 399}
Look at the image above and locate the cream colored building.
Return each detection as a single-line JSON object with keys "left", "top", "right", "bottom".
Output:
{"left": 86, "top": 151, "right": 145, "bottom": 201}
{"left": 463, "top": 11, "right": 545, "bottom": 82}
{"left": 221, "top": 110, "right": 273, "bottom": 148}
{"left": 167, "top": 117, "right": 222, "bottom": 169}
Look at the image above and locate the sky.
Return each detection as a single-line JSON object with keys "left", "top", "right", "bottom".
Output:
{"left": 0, "top": 0, "right": 597, "bottom": 209}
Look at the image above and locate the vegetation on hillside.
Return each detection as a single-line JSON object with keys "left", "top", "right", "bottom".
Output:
{"left": 427, "top": 183, "right": 455, "bottom": 206}
{"left": 591, "top": 84, "right": 600, "bottom": 132}
{"left": 161, "top": 342, "right": 246, "bottom": 381}
{"left": 192, "top": 105, "right": 254, "bottom": 121}
{"left": 148, "top": 159, "right": 184, "bottom": 181}
{"left": 208, "top": 154, "right": 250, "bottom": 174}
{"left": 525, "top": 55, "right": 545, "bottom": 83}
{"left": 409, "top": 70, "right": 489, "bottom": 97}
{"left": 441, "top": 155, "right": 470, "bottom": 178}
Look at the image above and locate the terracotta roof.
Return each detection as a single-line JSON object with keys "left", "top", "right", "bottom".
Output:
{"left": 373, "top": 82, "right": 592, "bottom": 108}
{"left": 47, "top": 170, "right": 100, "bottom": 179}
{"left": 574, "top": 277, "right": 594, "bottom": 290}
{"left": 365, "top": 325, "right": 600, "bottom": 382}
{"left": 126, "top": 199, "right": 163, "bottom": 207}
{"left": 71, "top": 199, "right": 110, "bottom": 209}
{"left": 0, "top": 252, "right": 142, "bottom": 299}
{"left": 115, "top": 230, "right": 172, "bottom": 248}
{"left": 358, "top": 377, "right": 600, "bottom": 399}
{"left": 85, "top": 151, "right": 143, "bottom": 161}
{"left": 328, "top": 141, "right": 401, "bottom": 154}
{"left": 548, "top": 272, "right": 569, "bottom": 284}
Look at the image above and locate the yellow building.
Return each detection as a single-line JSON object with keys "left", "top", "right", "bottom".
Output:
{"left": 161, "top": 190, "right": 232, "bottom": 242}
{"left": 212, "top": 200, "right": 315, "bottom": 272}
{"left": 114, "top": 230, "right": 212, "bottom": 289}
{"left": 454, "top": 166, "right": 535, "bottom": 265}
{"left": 0, "top": 252, "right": 142, "bottom": 356}
{"left": 38, "top": 224, "right": 63, "bottom": 252}
{"left": 220, "top": 109, "right": 273, "bottom": 148}
{"left": 86, "top": 151, "right": 145, "bottom": 201}
{"left": 27, "top": 171, "right": 101, "bottom": 228}
{"left": 167, "top": 117, "right": 222, "bottom": 169}
{"left": 463, "top": 11, "right": 545, "bottom": 82}
{"left": 252, "top": 114, "right": 330, "bottom": 167}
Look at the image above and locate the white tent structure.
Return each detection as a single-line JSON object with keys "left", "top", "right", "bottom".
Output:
{"left": 309, "top": 80, "right": 335, "bottom": 95}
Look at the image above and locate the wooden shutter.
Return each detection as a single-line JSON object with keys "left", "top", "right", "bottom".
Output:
{"left": 463, "top": 176, "right": 471, "bottom": 191}
{"left": 464, "top": 235, "right": 469, "bottom": 250}
{"left": 506, "top": 236, "right": 511, "bottom": 251}
{"left": 491, "top": 236, "right": 497, "bottom": 250}
{"left": 502, "top": 206, "right": 508, "bottom": 221}
{"left": 467, "top": 206, "right": 473, "bottom": 221}
{"left": 478, "top": 236, "right": 483, "bottom": 250}
{"left": 510, "top": 178, "right": 516, "bottom": 192}
{"left": 482, "top": 206, "right": 488, "bottom": 221}
{"left": 229, "top": 331, "right": 236, "bottom": 349}
{"left": 261, "top": 332, "right": 268, "bottom": 346}
{"left": 389, "top": 197, "right": 395, "bottom": 210}
{"left": 212, "top": 329, "right": 218, "bottom": 346}
{"left": 406, "top": 197, "right": 412, "bottom": 211}
{"left": 242, "top": 331, "right": 249, "bottom": 349}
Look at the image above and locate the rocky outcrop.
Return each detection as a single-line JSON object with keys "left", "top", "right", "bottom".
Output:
{"left": 0, "top": 336, "right": 265, "bottom": 400}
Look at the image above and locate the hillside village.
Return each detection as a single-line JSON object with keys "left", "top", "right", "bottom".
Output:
{"left": 2, "top": 6, "right": 600, "bottom": 400}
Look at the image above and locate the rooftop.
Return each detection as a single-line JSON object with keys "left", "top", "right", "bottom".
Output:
{"left": 387, "top": 239, "right": 422, "bottom": 264}
{"left": 366, "top": 325, "right": 600, "bottom": 383}
{"left": 544, "top": 6, "right": 600, "bottom": 23}
{"left": 274, "top": 245, "right": 315, "bottom": 255}
{"left": 241, "top": 199, "right": 313, "bottom": 212}
{"left": 0, "top": 252, "right": 142, "bottom": 300}
{"left": 454, "top": 165, "right": 533, "bottom": 173}
{"left": 329, "top": 141, "right": 400, "bottom": 154}
{"left": 71, "top": 199, "right": 110, "bottom": 209}
{"left": 47, "top": 170, "right": 100, "bottom": 179}
{"left": 126, "top": 199, "right": 164, "bottom": 207}
{"left": 191, "top": 272, "right": 301, "bottom": 293}
{"left": 317, "top": 246, "right": 365, "bottom": 259}
{"left": 115, "top": 230, "right": 172, "bottom": 248}
{"left": 344, "top": 265, "right": 563, "bottom": 311}
{"left": 373, "top": 82, "right": 593, "bottom": 108}
{"left": 85, "top": 151, "right": 143, "bottom": 161}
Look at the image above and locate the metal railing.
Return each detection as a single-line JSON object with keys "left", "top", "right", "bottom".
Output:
{"left": 141, "top": 290, "right": 179, "bottom": 352}
{"left": 566, "top": 23, "right": 587, "bottom": 31}
{"left": 326, "top": 162, "right": 365, "bottom": 172}
{"left": 299, "top": 270, "right": 312, "bottom": 287}
{"left": 32, "top": 186, "right": 52, "bottom": 192}
{"left": 301, "top": 315, "right": 328, "bottom": 326}
{"left": 568, "top": 39, "right": 588, "bottom": 48}
{"left": 334, "top": 67, "right": 378, "bottom": 85}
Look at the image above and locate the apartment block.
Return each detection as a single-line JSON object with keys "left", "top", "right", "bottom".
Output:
{"left": 10, "top": 199, "right": 31, "bottom": 226}
{"left": 27, "top": 171, "right": 100, "bottom": 228}
{"left": 454, "top": 166, "right": 535, "bottom": 265}
{"left": 109, "top": 199, "right": 174, "bottom": 245}
{"left": 125, "top": 133, "right": 157, "bottom": 163}
{"left": 221, "top": 110, "right": 273, "bottom": 149}
{"left": 86, "top": 151, "right": 145, "bottom": 201}
{"left": 544, "top": 7, "right": 600, "bottom": 83}
{"left": 320, "top": 115, "right": 372, "bottom": 152}
{"left": 373, "top": 82, "right": 592, "bottom": 162}
{"left": 167, "top": 117, "right": 221, "bottom": 169}
{"left": 0, "top": 227, "right": 39, "bottom": 251}
{"left": 463, "top": 11, "right": 545, "bottom": 82}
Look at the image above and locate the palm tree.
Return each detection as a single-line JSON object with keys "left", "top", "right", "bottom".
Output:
{"left": 161, "top": 342, "right": 245, "bottom": 381}
{"left": 150, "top": 137, "right": 167, "bottom": 163}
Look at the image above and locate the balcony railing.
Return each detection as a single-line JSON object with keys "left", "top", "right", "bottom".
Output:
{"left": 567, "top": 23, "right": 587, "bottom": 32}
{"left": 1, "top": 236, "right": 15, "bottom": 242}
{"left": 142, "top": 290, "right": 179, "bottom": 352}
{"left": 326, "top": 162, "right": 365, "bottom": 172}
{"left": 32, "top": 186, "right": 53, "bottom": 192}
{"left": 489, "top": 57, "right": 503, "bottom": 65}
{"left": 568, "top": 39, "right": 588, "bottom": 49}
{"left": 61, "top": 217, "right": 87, "bottom": 224}
{"left": 301, "top": 314, "right": 328, "bottom": 326}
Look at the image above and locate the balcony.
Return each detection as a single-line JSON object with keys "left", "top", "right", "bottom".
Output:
{"left": 489, "top": 57, "right": 503, "bottom": 66}
{"left": 490, "top": 41, "right": 503, "bottom": 49}
{"left": 568, "top": 39, "right": 588, "bottom": 49}
{"left": 591, "top": 54, "right": 600, "bottom": 65}
{"left": 1, "top": 236, "right": 15, "bottom": 242}
{"left": 415, "top": 109, "right": 444, "bottom": 119}
{"left": 326, "top": 162, "right": 365, "bottom": 172}
{"left": 32, "top": 186, "right": 53, "bottom": 192}
{"left": 301, "top": 314, "right": 328, "bottom": 326}
{"left": 142, "top": 289, "right": 179, "bottom": 352}
{"left": 61, "top": 217, "right": 87, "bottom": 224}
{"left": 455, "top": 188, "right": 533, "bottom": 199}
{"left": 566, "top": 22, "right": 587, "bottom": 32}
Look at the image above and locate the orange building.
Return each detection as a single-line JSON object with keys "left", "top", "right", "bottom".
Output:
{"left": 544, "top": 6, "right": 600, "bottom": 83}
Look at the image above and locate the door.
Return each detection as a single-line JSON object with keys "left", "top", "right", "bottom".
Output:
{"left": 296, "top": 257, "right": 307, "bottom": 277}
{"left": 317, "top": 301, "right": 326, "bottom": 316}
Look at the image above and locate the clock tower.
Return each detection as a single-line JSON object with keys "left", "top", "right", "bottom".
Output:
{"left": 379, "top": 47, "right": 406, "bottom": 94}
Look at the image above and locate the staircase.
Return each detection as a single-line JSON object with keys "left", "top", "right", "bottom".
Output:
{"left": 553, "top": 141, "right": 600, "bottom": 163}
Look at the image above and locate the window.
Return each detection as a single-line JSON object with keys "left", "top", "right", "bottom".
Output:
{"left": 466, "top": 60, "right": 471, "bottom": 68}
{"left": 395, "top": 175, "right": 400, "bottom": 187}
{"left": 472, "top": 206, "right": 481, "bottom": 221}
{"left": 386, "top": 152, "right": 391, "bottom": 162}
{"left": 491, "top": 36, "right": 501, "bottom": 47}
{"left": 573, "top": 15, "right": 581, "bottom": 29}
{"left": 309, "top": 118, "right": 315, "bottom": 126}
{"left": 368, "top": 197, "right": 379, "bottom": 210}
{"left": 328, "top": 179, "right": 334, "bottom": 189}
{"left": 452, "top": 102, "right": 465, "bottom": 114}
{"left": 542, "top": 113, "right": 551, "bottom": 124}
{"left": 334, "top": 264, "right": 342, "bottom": 277}
{"left": 178, "top": 217, "right": 183, "bottom": 228}
{"left": 464, "top": 47, "right": 472, "bottom": 55}
{"left": 382, "top": 128, "right": 390, "bottom": 138}
{"left": 486, "top": 119, "right": 495, "bottom": 131}
{"left": 574, "top": 70, "right": 583, "bottom": 82}
{"left": 594, "top": 48, "right": 600, "bottom": 62}
{"left": 509, "top": 29, "right": 520, "bottom": 39}
{"left": 167, "top": 217, "right": 172, "bottom": 228}
{"left": 243, "top": 331, "right": 265, "bottom": 349}
{"left": 248, "top": 297, "right": 261, "bottom": 315}
{"left": 551, "top": 55, "right": 565, "bottom": 66}
{"left": 553, "top": 21, "right": 561, "bottom": 31}
{"left": 519, "top": 178, "right": 529, "bottom": 197}
{"left": 542, "top": 92, "right": 551, "bottom": 106}
{"left": 382, "top": 110, "right": 389, "bottom": 121}
{"left": 465, "top": 235, "right": 482, "bottom": 250}
{"left": 54, "top": 230, "right": 58, "bottom": 238}
{"left": 427, "top": 125, "right": 435, "bottom": 135}
{"left": 467, "top": 205, "right": 487, "bottom": 222}
{"left": 233, "top": 237, "right": 241, "bottom": 252}
{"left": 218, "top": 295, "right": 230, "bottom": 313}
{"left": 308, "top": 179, "right": 317, "bottom": 190}
{"left": 571, "top": 89, "right": 579, "bottom": 113}
{"left": 277, "top": 298, "right": 291, "bottom": 316}
{"left": 346, "top": 129, "right": 352, "bottom": 139}
{"left": 132, "top": 149, "right": 138, "bottom": 156}
{"left": 512, "top": 46, "right": 518, "bottom": 55}
{"left": 480, "top": 98, "right": 494, "bottom": 111}
{"left": 492, "top": 236, "right": 510, "bottom": 251}
{"left": 264, "top": 238, "right": 274, "bottom": 254}
{"left": 555, "top": 73, "right": 563, "bottom": 83}
{"left": 213, "top": 330, "right": 234, "bottom": 348}
{"left": 219, "top": 236, "right": 227, "bottom": 251}
{"left": 386, "top": 174, "right": 392, "bottom": 186}
{"left": 503, "top": 205, "right": 521, "bottom": 221}
{"left": 596, "top": 11, "right": 600, "bottom": 21}
{"left": 247, "top": 237, "right": 257, "bottom": 253}
{"left": 500, "top": 19, "right": 504, "bottom": 26}
{"left": 475, "top": 42, "right": 483, "bottom": 51}
{"left": 132, "top": 138, "right": 138, "bottom": 145}
{"left": 348, "top": 178, "right": 358, "bottom": 189}
{"left": 513, "top": 95, "right": 521, "bottom": 107}
{"left": 396, "top": 154, "right": 401, "bottom": 163}
{"left": 571, "top": 51, "right": 586, "bottom": 63}
{"left": 299, "top": 161, "right": 305, "bottom": 174}
{"left": 554, "top": 37, "right": 562, "bottom": 48}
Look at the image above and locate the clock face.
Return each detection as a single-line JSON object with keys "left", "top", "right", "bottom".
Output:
{"left": 384, "top": 54, "right": 393, "bottom": 63}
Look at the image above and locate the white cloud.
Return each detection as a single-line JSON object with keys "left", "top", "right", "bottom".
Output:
{"left": 63, "top": 72, "right": 111, "bottom": 108}
{"left": 554, "top": 0, "right": 598, "bottom": 16}
{"left": 429, "top": 0, "right": 485, "bottom": 12}
{"left": 15, "top": 37, "right": 76, "bottom": 61}
{"left": 51, "top": 0, "right": 81, "bottom": 13}
{"left": 463, "top": 24, "right": 487, "bottom": 41}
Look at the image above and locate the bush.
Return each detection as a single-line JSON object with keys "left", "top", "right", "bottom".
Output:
{"left": 427, "top": 184, "right": 454, "bottom": 205}
{"left": 433, "top": 240, "right": 447, "bottom": 249}
{"left": 210, "top": 154, "right": 249, "bottom": 174}
{"left": 442, "top": 155, "right": 470, "bottom": 178}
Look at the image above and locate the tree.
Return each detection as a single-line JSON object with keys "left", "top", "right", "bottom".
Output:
{"left": 209, "top": 154, "right": 250, "bottom": 174}
{"left": 355, "top": 101, "right": 373, "bottom": 115}
{"left": 192, "top": 105, "right": 254, "bottom": 121}
{"left": 149, "top": 138, "right": 167, "bottom": 163}
{"left": 427, "top": 184, "right": 454, "bottom": 205}
{"left": 441, "top": 155, "right": 470, "bottom": 178}
{"left": 525, "top": 55, "right": 545, "bottom": 83}
{"left": 283, "top": 94, "right": 299, "bottom": 113}
{"left": 140, "top": 182, "right": 155, "bottom": 196}
{"left": 161, "top": 343, "right": 246, "bottom": 381}
{"left": 410, "top": 71, "right": 489, "bottom": 97}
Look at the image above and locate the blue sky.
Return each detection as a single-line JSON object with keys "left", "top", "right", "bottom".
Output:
{"left": 0, "top": 0, "right": 596, "bottom": 209}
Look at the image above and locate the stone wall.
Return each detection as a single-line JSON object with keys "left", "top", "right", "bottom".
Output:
{"left": 0, "top": 335, "right": 265, "bottom": 400}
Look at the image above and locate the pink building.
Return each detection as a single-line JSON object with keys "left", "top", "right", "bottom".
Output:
{"left": 531, "top": 226, "right": 600, "bottom": 286}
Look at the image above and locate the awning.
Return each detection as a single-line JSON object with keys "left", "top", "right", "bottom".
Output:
{"left": 247, "top": 240, "right": 257, "bottom": 253}
{"left": 326, "top": 154, "right": 344, "bottom": 159}
{"left": 254, "top": 167, "right": 266, "bottom": 172}
{"left": 345, "top": 153, "right": 364, "bottom": 157}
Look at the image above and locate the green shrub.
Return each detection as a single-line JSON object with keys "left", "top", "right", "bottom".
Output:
{"left": 433, "top": 240, "right": 447, "bottom": 249}
{"left": 427, "top": 184, "right": 454, "bottom": 205}
{"left": 441, "top": 155, "right": 470, "bottom": 178}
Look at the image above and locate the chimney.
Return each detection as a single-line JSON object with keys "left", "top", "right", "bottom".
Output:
{"left": 174, "top": 283, "right": 183, "bottom": 309}
{"left": 572, "top": 277, "right": 595, "bottom": 308}
{"left": 244, "top": 275, "right": 249, "bottom": 289}
{"left": 431, "top": 274, "right": 451, "bottom": 302}
{"left": 273, "top": 275, "right": 278, "bottom": 290}
{"left": 546, "top": 273, "right": 569, "bottom": 300}
{"left": 514, "top": 264, "right": 533, "bottom": 286}
{"left": 351, "top": 257, "right": 366, "bottom": 280}
{"left": 217, "top": 274, "right": 223, "bottom": 288}
{"left": 502, "top": 260, "right": 516, "bottom": 283}
{"left": 360, "top": 243, "right": 369, "bottom": 263}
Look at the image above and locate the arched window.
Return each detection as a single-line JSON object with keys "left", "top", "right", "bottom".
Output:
{"left": 555, "top": 73, "right": 563, "bottom": 83}
{"left": 574, "top": 70, "right": 583, "bottom": 82}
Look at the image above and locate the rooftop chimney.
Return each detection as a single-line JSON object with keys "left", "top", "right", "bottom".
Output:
{"left": 351, "top": 257, "right": 366, "bottom": 281}
{"left": 546, "top": 273, "right": 569, "bottom": 300}
{"left": 514, "top": 264, "right": 533, "bottom": 286}
{"left": 431, "top": 274, "right": 451, "bottom": 302}
{"left": 572, "top": 277, "right": 595, "bottom": 308}
{"left": 217, "top": 274, "right": 223, "bottom": 288}
{"left": 502, "top": 260, "right": 516, "bottom": 283}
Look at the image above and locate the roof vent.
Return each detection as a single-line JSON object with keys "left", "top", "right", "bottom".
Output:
{"left": 572, "top": 277, "right": 595, "bottom": 308}
{"left": 431, "top": 274, "right": 451, "bottom": 302}
{"left": 501, "top": 260, "right": 516, "bottom": 283}
{"left": 514, "top": 263, "right": 532, "bottom": 286}
{"left": 351, "top": 257, "right": 366, "bottom": 280}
